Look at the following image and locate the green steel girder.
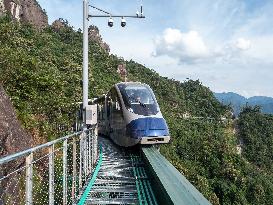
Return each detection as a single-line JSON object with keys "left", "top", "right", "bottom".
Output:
{"left": 141, "top": 147, "right": 212, "bottom": 205}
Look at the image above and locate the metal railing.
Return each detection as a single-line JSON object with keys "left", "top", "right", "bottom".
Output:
{"left": 0, "top": 128, "right": 98, "bottom": 205}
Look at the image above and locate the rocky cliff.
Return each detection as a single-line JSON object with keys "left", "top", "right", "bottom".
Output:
{"left": 0, "top": 84, "right": 33, "bottom": 204}
{"left": 52, "top": 19, "right": 110, "bottom": 53}
{"left": 0, "top": 84, "right": 32, "bottom": 158}
{"left": 1, "top": 1, "right": 110, "bottom": 51}
{"left": 0, "top": 0, "right": 48, "bottom": 28}
{"left": 89, "top": 25, "right": 110, "bottom": 53}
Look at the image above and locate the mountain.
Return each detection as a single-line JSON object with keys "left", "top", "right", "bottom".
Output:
{"left": 1, "top": 9, "right": 273, "bottom": 204}
{"left": 214, "top": 92, "right": 273, "bottom": 115}
{"left": 0, "top": 16, "right": 227, "bottom": 204}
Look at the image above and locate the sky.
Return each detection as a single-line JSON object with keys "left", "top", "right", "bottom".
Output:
{"left": 37, "top": 0, "right": 273, "bottom": 98}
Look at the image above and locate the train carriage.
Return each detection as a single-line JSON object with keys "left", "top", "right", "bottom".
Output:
{"left": 95, "top": 82, "right": 170, "bottom": 147}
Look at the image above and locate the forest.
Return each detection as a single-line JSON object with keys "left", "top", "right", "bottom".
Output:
{"left": 0, "top": 16, "right": 272, "bottom": 204}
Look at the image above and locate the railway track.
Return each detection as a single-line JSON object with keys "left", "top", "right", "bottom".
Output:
{"left": 0, "top": 130, "right": 211, "bottom": 205}
{"left": 83, "top": 137, "right": 158, "bottom": 205}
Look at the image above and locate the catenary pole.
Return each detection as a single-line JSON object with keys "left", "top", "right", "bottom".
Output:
{"left": 83, "top": 0, "right": 89, "bottom": 129}
{"left": 82, "top": 0, "right": 144, "bottom": 129}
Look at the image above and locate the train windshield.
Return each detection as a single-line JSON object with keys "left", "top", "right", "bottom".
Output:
{"left": 118, "top": 84, "right": 159, "bottom": 116}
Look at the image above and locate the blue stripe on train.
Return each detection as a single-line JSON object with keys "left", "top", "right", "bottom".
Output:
{"left": 126, "top": 117, "right": 169, "bottom": 139}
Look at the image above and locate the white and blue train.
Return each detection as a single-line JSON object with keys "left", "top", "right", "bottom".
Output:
{"left": 94, "top": 82, "right": 170, "bottom": 147}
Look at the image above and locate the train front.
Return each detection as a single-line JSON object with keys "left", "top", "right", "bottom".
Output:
{"left": 117, "top": 83, "right": 170, "bottom": 145}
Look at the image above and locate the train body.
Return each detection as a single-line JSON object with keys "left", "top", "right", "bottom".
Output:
{"left": 94, "top": 82, "right": 170, "bottom": 147}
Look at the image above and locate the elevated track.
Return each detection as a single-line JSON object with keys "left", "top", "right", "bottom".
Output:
{"left": 79, "top": 137, "right": 158, "bottom": 205}
{"left": 0, "top": 129, "right": 211, "bottom": 205}
{"left": 78, "top": 136, "right": 211, "bottom": 205}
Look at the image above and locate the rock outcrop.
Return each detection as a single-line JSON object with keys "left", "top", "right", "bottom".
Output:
{"left": 0, "top": 0, "right": 48, "bottom": 29}
{"left": 0, "top": 84, "right": 32, "bottom": 157}
{"left": 52, "top": 19, "right": 110, "bottom": 53}
{"left": 0, "top": 84, "right": 33, "bottom": 204}
{"left": 89, "top": 25, "right": 110, "bottom": 53}
{"left": 51, "top": 18, "right": 67, "bottom": 31}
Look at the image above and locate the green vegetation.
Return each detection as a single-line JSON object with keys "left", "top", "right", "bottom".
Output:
{"left": 160, "top": 112, "right": 273, "bottom": 204}
{"left": 0, "top": 16, "right": 120, "bottom": 141}
{"left": 0, "top": 16, "right": 272, "bottom": 204}
{"left": 238, "top": 106, "right": 273, "bottom": 172}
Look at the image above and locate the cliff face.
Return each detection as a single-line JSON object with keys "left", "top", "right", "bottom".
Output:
{"left": 0, "top": 1, "right": 110, "bottom": 51}
{"left": 0, "top": 84, "right": 33, "bottom": 204}
{"left": 0, "top": 84, "right": 32, "bottom": 157}
{"left": 89, "top": 25, "right": 110, "bottom": 53}
{"left": 0, "top": 0, "right": 48, "bottom": 28}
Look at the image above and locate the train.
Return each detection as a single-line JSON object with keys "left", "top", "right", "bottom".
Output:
{"left": 94, "top": 82, "right": 170, "bottom": 147}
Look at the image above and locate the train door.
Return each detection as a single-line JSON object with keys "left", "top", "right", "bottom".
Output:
{"left": 109, "top": 87, "right": 123, "bottom": 143}
{"left": 97, "top": 98, "right": 105, "bottom": 135}
{"left": 106, "top": 95, "right": 111, "bottom": 136}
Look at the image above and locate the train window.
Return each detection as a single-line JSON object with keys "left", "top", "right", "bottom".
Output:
{"left": 99, "top": 105, "right": 102, "bottom": 120}
{"left": 108, "top": 87, "right": 123, "bottom": 116}
{"left": 99, "top": 105, "right": 103, "bottom": 120}
{"left": 118, "top": 83, "right": 159, "bottom": 116}
{"left": 95, "top": 98, "right": 105, "bottom": 120}
{"left": 99, "top": 98, "right": 105, "bottom": 120}
{"left": 107, "top": 96, "right": 111, "bottom": 117}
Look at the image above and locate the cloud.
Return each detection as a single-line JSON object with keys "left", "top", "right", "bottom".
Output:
{"left": 220, "top": 37, "right": 252, "bottom": 62}
{"left": 38, "top": 0, "right": 273, "bottom": 97}
{"left": 153, "top": 28, "right": 252, "bottom": 64}
{"left": 243, "top": 35, "right": 273, "bottom": 64}
{"left": 235, "top": 38, "right": 251, "bottom": 50}
{"left": 153, "top": 28, "right": 211, "bottom": 64}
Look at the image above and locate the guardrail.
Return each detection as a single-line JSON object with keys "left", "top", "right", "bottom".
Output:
{"left": 0, "top": 128, "right": 98, "bottom": 205}
{"left": 142, "top": 147, "right": 212, "bottom": 205}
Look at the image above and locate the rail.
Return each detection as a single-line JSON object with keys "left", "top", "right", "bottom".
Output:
{"left": 0, "top": 128, "right": 99, "bottom": 205}
{"left": 1, "top": 130, "right": 212, "bottom": 205}
{"left": 74, "top": 138, "right": 211, "bottom": 205}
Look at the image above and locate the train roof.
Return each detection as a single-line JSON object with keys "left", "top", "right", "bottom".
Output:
{"left": 115, "top": 82, "right": 147, "bottom": 86}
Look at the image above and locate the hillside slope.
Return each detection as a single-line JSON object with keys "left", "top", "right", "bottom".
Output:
{"left": 1, "top": 16, "right": 273, "bottom": 204}
{"left": 238, "top": 107, "right": 273, "bottom": 171}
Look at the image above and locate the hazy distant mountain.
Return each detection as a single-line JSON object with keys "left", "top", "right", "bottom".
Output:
{"left": 214, "top": 92, "right": 273, "bottom": 115}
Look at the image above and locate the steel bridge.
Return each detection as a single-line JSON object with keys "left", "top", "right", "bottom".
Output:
{"left": 0, "top": 127, "right": 211, "bottom": 205}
